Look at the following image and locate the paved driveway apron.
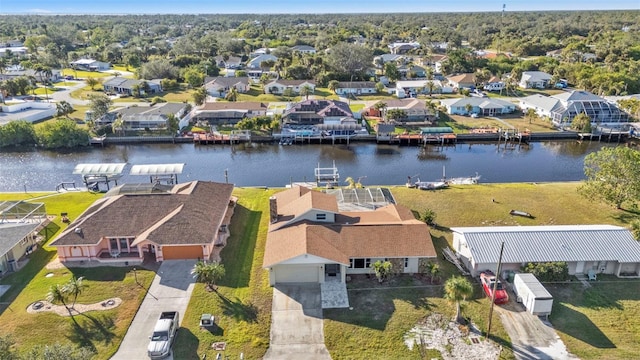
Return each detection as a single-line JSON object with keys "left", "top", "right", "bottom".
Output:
{"left": 111, "top": 260, "right": 196, "bottom": 360}
{"left": 263, "top": 284, "right": 331, "bottom": 360}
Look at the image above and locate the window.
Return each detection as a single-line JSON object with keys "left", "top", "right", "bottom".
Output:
{"left": 404, "top": 258, "right": 409, "bottom": 268}
{"left": 315, "top": 213, "right": 326, "bottom": 221}
{"left": 350, "top": 258, "right": 371, "bottom": 269}
{"left": 119, "top": 238, "right": 129, "bottom": 252}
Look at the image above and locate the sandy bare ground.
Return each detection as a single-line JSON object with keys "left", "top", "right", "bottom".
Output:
{"left": 27, "top": 298, "right": 122, "bottom": 316}
{"left": 405, "top": 313, "right": 502, "bottom": 360}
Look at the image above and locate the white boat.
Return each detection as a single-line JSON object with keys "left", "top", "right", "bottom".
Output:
{"left": 446, "top": 174, "right": 481, "bottom": 185}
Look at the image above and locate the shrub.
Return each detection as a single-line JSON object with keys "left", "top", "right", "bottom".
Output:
{"left": 522, "top": 262, "right": 569, "bottom": 282}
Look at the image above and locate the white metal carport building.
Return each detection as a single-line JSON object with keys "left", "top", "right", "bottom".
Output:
{"left": 451, "top": 225, "right": 640, "bottom": 278}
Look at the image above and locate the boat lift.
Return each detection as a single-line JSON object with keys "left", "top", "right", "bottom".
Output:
{"left": 315, "top": 161, "right": 340, "bottom": 188}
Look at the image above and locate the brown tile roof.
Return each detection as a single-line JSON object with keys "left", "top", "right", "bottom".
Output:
{"left": 264, "top": 187, "right": 435, "bottom": 267}
{"left": 448, "top": 73, "right": 476, "bottom": 84}
{"left": 263, "top": 221, "right": 434, "bottom": 267}
{"left": 50, "top": 181, "right": 234, "bottom": 247}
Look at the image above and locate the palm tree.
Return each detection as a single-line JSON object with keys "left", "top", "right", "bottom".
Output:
{"left": 46, "top": 284, "right": 72, "bottom": 316}
{"left": 373, "top": 101, "right": 387, "bottom": 118}
{"left": 444, "top": 276, "right": 473, "bottom": 323}
{"left": 464, "top": 103, "right": 473, "bottom": 115}
{"left": 86, "top": 77, "right": 99, "bottom": 91}
{"left": 64, "top": 276, "right": 87, "bottom": 309}
{"left": 300, "top": 85, "right": 313, "bottom": 100}
{"left": 328, "top": 80, "right": 339, "bottom": 94}
{"left": 112, "top": 114, "right": 125, "bottom": 136}
{"left": 371, "top": 260, "right": 393, "bottom": 283}
{"left": 525, "top": 108, "right": 537, "bottom": 124}
{"left": 225, "top": 86, "right": 239, "bottom": 102}
{"left": 191, "top": 261, "right": 226, "bottom": 291}
{"left": 429, "top": 263, "right": 441, "bottom": 284}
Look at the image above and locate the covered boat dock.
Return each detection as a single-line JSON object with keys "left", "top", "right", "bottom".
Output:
{"left": 73, "top": 163, "right": 126, "bottom": 192}
{"left": 129, "top": 163, "right": 185, "bottom": 185}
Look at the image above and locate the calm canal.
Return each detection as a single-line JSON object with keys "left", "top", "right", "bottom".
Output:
{"left": 0, "top": 141, "right": 616, "bottom": 192}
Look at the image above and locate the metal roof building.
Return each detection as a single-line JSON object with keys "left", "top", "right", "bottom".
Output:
{"left": 451, "top": 225, "right": 640, "bottom": 278}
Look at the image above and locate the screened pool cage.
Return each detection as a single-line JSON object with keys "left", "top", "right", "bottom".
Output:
{"left": 551, "top": 101, "right": 630, "bottom": 128}
{"left": 323, "top": 188, "right": 396, "bottom": 211}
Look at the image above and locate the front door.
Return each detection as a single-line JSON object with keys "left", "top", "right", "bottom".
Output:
{"left": 575, "top": 261, "right": 585, "bottom": 274}
{"left": 325, "top": 264, "right": 340, "bottom": 277}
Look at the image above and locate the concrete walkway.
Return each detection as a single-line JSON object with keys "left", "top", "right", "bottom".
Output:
{"left": 263, "top": 284, "right": 332, "bottom": 360}
{"left": 111, "top": 260, "right": 196, "bottom": 360}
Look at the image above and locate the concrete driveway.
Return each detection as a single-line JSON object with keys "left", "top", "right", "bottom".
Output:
{"left": 263, "top": 284, "right": 331, "bottom": 360}
{"left": 496, "top": 290, "right": 577, "bottom": 360}
{"left": 111, "top": 260, "right": 196, "bottom": 360}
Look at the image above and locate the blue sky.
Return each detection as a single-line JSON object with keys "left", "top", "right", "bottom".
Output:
{"left": 1, "top": 0, "right": 638, "bottom": 14}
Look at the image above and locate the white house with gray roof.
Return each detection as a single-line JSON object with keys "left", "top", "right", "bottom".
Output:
{"left": 519, "top": 71, "right": 553, "bottom": 89}
{"left": 102, "top": 78, "right": 162, "bottom": 96}
{"left": 452, "top": 225, "right": 640, "bottom": 278}
{"left": 519, "top": 91, "right": 629, "bottom": 127}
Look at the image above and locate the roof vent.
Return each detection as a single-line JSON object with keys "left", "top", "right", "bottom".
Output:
{"left": 74, "top": 227, "right": 82, "bottom": 234}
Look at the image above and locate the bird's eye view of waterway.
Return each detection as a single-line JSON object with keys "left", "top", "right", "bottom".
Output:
{"left": 0, "top": 140, "right": 617, "bottom": 192}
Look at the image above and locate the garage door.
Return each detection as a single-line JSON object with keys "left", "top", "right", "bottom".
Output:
{"left": 162, "top": 245, "right": 203, "bottom": 260}
{"left": 274, "top": 265, "right": 319, "bottom": 283}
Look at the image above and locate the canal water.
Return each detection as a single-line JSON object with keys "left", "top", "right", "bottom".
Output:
{"left": 0, "top": 141, "right": 616, "bottom": 192}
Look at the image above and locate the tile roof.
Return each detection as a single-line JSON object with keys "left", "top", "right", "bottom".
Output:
{"left": 205, "top": 77, "right": 250, "bottom": 88}
{"left": 447, "top": 73, "right": 476, "bottom": 84}
{"left": 50, "top": 181, "right": 234, "bottom": 247}
{"left": 452, "top": 225, "right": 640, "bottom": 264}
{"left": 264, "top": 187, "right": 435, "bottom": 267}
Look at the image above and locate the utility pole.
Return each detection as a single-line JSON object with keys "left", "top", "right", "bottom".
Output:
{"left": 486, "top": 241, "right": 505, "bottom": 340}
{"left": 498, "top": 4, "right": 506, "bottom": 55}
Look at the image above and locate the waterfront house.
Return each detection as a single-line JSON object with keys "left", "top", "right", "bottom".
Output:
{"left": 439, "top": 97, "right": 516, "bottom": 116}
{"left": 192, "top": 101, "right": 268, "bottom": 125}
{"left": 519, "top": 90, "right": 629, "bottom": 127}
{"left": 264, "top": 80, "right": 316, "bottom": 95}
{"left": 364, "top": 99, "right": 437, "bottom": 124}
{"left": 95, "top": 102, "right": 187, "bottom": 131}
{"left": 204, "top": 77, "right": 250, "bottom": 98}
{"left": 519, "top": 71, "right": 553, "bottom": 89}
{"left": 70, "top": 58, "right": 111, "bottom": 71}
{"left": 50, "top": 181, "right": 235, "bottom": 264}
{"left": 395, "top": 79, "right": 453, "bottom": 98}
{"left": 452, "top": 225, "right": 640, "bottom": 278}
{"left": 0, "top": 201, "right": 47, "bottom": 276}
{"left": 263, "top": 187, "right": 436, "bottom": 288}
{"left": 282, "top": 99, "right": 353, "bottom": 126}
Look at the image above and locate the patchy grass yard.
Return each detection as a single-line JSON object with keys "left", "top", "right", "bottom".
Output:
{"left": 439, "top": 113, "right": 557, "bottom": 133}
{"left": 174, "top": 188, "right": 274, "bottom": 360}
{"left": 0, "top": 192, "right": 155, "bottom": 359}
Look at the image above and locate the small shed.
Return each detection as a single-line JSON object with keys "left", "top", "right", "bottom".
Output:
{"left": 513, "top": 273, "right": 553, "bottom": 317}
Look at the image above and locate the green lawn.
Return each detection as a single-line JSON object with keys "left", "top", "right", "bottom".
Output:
{"left": 61, "top": 68, "right": 111, "bottom": 80}
{"left": 547, "top": 279, "right": 640, "bottom": 360}
{"left": 0, "top": 192, "right": 155, "bottom": 359}
{"left": 173, "top": 188, "right": 274, "bottom": 359}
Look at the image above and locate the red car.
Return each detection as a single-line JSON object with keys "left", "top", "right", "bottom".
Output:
{"left": 480, "top": 270, "right": 509, "bottom": 304}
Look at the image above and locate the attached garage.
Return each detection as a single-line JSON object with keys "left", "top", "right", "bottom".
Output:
{"left": 162, "top": 245, "right": 203, "bottom": 260}
{"left": 273, "top": 265, "right": 320, "bottom": 283}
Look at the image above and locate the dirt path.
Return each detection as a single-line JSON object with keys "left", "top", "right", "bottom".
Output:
{"left": 496, "top": 293, "right": 578, "bottom": 360}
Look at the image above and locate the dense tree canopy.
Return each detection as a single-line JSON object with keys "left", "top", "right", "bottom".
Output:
{"left": 579, "top": 146, "right": 640, "bottom": 209}
{"left": 36, "top": 119, "right": 90, "bottom": 148}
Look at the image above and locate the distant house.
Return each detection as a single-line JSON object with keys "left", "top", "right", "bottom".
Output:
{"left": 70, "top": 58, "right": 111, "bottom": 71}
{"left": 439, "top": 97, "right": 516, "bottom": 116}
{"left": 452, "top": 225, "right": 640, "bottom": 278}
{"left": 264, "top": 80, "right": 315, "bottom": 95}
{"left": 204, "top": 77, "right": 250, "bottom": 98}
{"left": 519, "top": 71, "right": 553, "bottom": 89}
{"left": 373, "top": 54, "right": 406, "bottom": 68}
{"left": 398, "top": 65, "right": 427, "bottom": 79}
{"left": 250, "top": 47, "right": 275, "bottom": 57}
{"left": 0, "top": 201, "right": 47, "bottom": 276}
{"left": 395, "top": 79, "right": 453, "bottom": 98}
{"left": 263, "top": 186, "right": 436, "bottom": 288}
{"left": 519, "top": 90, "right": 629, "bottom": 127}
{"left": 246, "top": 54, "right": 278, "bottom": 70}
{"left": 334, "top": 81, "right": 377, "bottom": 95}
{"left": 365, "top": 99, "right": 437, "bottom": 124}
{"left": 282, "top": 99, "right": 352, "bottom": 126}
{"left": 0, "top": 66, "right": 61, "bottom": 82}
{"left": 213, "top": 55, "right": 243, "bottom": 69}
{"left": 0, "top": 46, "right": 28, "bottom": 58}
{"left": 546, "top": 49, "right": 563, "bottom": 59}
{"left": 50, "top": 181, "right": 236, "bottom": 264}
{"left": 102, "top": 78, "right": 162, "bottom": 96}
{"left": 291, "top": 45, "right": 317, "bottom": 55}
{"left": 96, "top": 103, "right": 188, "bottom": 131}
{"left": 447, "top": 73, "right": 476, "bottom": 89}
{"left": 388, "top": 42, "right": 420, "bottom": 54}
{"left": 193, "top": 102, "right": 268, "bottom": 125}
